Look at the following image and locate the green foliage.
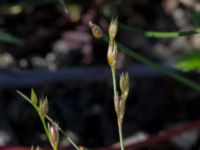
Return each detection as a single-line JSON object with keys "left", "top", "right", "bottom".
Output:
{"left": 188, "top": 9, "right": 200, "bottom": 26}
{"left": 0, "top": 0, "right": 56, "bottom": 12}
{"left": 0, "top": 0, "right": 56, "bottom": 44}
{"left": 176, "top": 51, "right": 200, "bottom": 72}
{"left": 0, "top": 30, "right": 20, "bottom": 44}
{"left": 176, "top": 9, "right": 200, "bottom": 72}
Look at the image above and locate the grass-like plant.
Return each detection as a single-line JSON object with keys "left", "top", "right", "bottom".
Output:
{"left": 17, "top": 89, "right": 81, "bottom": 150}
{"left": 18, "top": 15, "right": 200, "bottom": 150}
{"left": 106, "top": 18, "right": 129, "bottom": 150}
{"left": 89, "top": 17, "right": 130, "bottom": 150}
{"left": 18, "top": 17, "right": 131, "bottom": 150}
{"left": 17, "top": 9, "right": 200, "bottom": 149}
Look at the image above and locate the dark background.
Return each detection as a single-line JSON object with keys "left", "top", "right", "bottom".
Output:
{"left": 0, "top": 0, "right": 200, "bottom": 149}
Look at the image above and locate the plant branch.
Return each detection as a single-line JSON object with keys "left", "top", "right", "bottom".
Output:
{"left": 17, "top": 90, "right": 80, "bottom": 150}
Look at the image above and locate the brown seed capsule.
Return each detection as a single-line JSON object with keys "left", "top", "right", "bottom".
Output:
{"left": 114, "top": 93, "right": 125, "bottom": 125}
{"left": 89, "top": 21, "right": 102, "bottom": 39}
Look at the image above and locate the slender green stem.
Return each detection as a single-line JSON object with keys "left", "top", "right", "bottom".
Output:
{"left": 111, "top": 68, "right": 117, "bottom": 97}
{"left": 118, "top": 123, "right": 125, "bottom": 150}
{"left": 40, "top": 116, "right": 52, "bottom": 147}
{"left": 102, "top": 35, "right": 200, "bottom": 92}
{"left": 119, "top": 23, "right": 200, "bottom": 38}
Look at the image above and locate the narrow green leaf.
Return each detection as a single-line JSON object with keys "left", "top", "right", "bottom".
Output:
{"left": 17, "top": 90, "right": 40, "bottom": 112}
{"left": 0, "top": 30, "right": 20, "bottom": 44}
{"left": 102, "top": 35, "right": 200, "bottom": 91}
{"left": 31, "top": 88, "right": 38, "bottom": 106}
{"left": 17, "top": 90, "right": 32, "bottom": 104}
{"left": 176, "top": 51, "right": 200, "bottom": 71}
{"left": 119, "top": 23, "right": 200, "bottom": 38}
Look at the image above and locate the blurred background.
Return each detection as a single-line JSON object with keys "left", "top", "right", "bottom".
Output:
{"left": 0, "top": 0, "right": 200, "bottom": 149}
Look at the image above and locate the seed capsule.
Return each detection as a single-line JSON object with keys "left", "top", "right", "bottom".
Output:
{"left": 109, "top": 17, "right": 118, "bottom": 40}
{"left": 107, "top": 41, "right": 117, "bottom": 69}
{"left": 39, "top": 97, "right": 48, "bottom": 117}
{"left": 48, "top": 123, "right": 59, "bottom": 147}
{"left": 89, "top": 21, "right": 102, "bottom": 39}
{"left": 120, "top": 72, "right": 129, "bottom": 101}
{"left": 114, "top": 93, "right": 125, "bottom": 125}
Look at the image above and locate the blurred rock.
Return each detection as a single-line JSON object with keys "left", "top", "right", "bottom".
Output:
{"left": 52, "top": 30, "right": 93, "bottom": 66}
{"left": 0, "top": 52, "right": 15, "bottom": 69}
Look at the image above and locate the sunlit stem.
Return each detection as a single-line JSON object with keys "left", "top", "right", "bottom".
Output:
{"left": 118, "top": 123, "right": 125, "bottom": 150}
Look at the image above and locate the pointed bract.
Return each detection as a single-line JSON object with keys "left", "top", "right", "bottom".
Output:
{"left": 31, "top": 89, "right": 38, "bottom": 106}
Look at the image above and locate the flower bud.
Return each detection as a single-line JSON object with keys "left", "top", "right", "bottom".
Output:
{"left": 89, "top": 21, "right": 102, "bottom": 39}
{"left": 120, "top": 72, "right": 129, "bottom": 101}
{"left": 107, "top": 41, "right": 117, "bottom": 68}
{"left": 109, "top": 17, "right": 118, "bottom": 40}
{"left": 48, "top": 123, "right": 59, "bottom": 147}
{"left": 39, "top": 97, "right": 48, "bottom": 117}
